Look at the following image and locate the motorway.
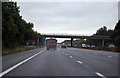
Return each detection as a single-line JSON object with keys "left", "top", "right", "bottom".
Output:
{"left": 1, "top": 47, "right": 119, "bottom": 78}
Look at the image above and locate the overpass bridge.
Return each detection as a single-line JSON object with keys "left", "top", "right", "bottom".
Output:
{"left": 37, "top": 33, "right": 111, "bottom": 47}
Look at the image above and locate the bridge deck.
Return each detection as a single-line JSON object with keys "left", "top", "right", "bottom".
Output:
{"left": 38, "top": 34, "right": 111, "bottom": 40}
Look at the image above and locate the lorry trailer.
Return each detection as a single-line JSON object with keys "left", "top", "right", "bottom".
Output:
{"left": 46, "top": 39, "right": 57, "bottom": 50}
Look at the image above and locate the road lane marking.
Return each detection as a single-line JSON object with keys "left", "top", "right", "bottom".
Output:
{"left": 63, "top": 52, "right": 64, "bottom": 53}
{"left": 96, "top": 72, "right": 106, "bottom": 78}
{"left": 108, "top": 56, "right": 112, "bottom": 58}
{"left": 69, "top": 56, "right": 73, "bottom": 58}
{"left": 94, "top": 53, "right": 98, "bottom": 55}
{"left": 77, "top": 61, "right": 83, "bottom": 64}
{"left": 0, "top": 50, "right": 44, "bottom": 77}
{"left": 65, "top": 53, "right": 68, "bottom": 55}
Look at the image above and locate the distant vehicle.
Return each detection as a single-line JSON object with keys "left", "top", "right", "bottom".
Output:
{"left": 91, "top": 45, "right": 96, "bottom": 48}
{"left": 82, "top": 43, "right": 87, "bottom": 48}
{"left": 74, "top": 45, "right": 77, "bottom": 47}
{"left": 57, "top": 44, "right": 61, "bottom": 48}
{"left": 46, "top": 39, "right": 57, "bottom": 50}
{"left": 61, "top": 43, "right": 66, "bottom": 48}
{"left": 86, "top": 45, "right": 90, "bottom": 48}
{"left": 108, "top": 45, "right": 115, "bottom": 48}
{"left": 61, "top": 45, "right": 66, "bottom": 48}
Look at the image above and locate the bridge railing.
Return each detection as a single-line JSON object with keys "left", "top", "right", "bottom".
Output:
{"left": 40, "top": 33, "right": 90, "bottom": 37}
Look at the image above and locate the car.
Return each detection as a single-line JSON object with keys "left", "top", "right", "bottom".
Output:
{"left": 108, "top": 45, "right": 115, "bottom": 48}
{"left": 61, "top": 45, "right": 66, "bottom": 48}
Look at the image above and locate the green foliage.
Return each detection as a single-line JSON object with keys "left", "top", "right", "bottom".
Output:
{"left": 112, "top": 20, "right": 120, "bottom": 51}
{"left": 2, "top": 2, "right": 41, "bottom": 49}
{"left": 96, "top": 26, "right": 107, "bottom": 36}
{"left": 74, "top": 39, "right": 85, "bottom": 46}
{"left": 96, "top": 26, "right": 113, "bottom": 36}
{"left": 86, "top": 26, "right": 114, "bottom": 47}
{"left": 62, "top": 40, "right": 71, "bottom": 44}
{"left": 2, "top": 46, "right": 36, "bottom": 56}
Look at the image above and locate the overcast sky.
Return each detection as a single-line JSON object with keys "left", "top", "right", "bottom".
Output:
{"left": 17, "top": 2, "right": 118, "bottom": 42}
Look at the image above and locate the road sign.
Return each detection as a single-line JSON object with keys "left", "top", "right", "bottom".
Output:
{"left": 26, "top": 42, "right": 29, "bottom": 46}
{"left": 43, "top": 37, "right": 46, "bottom": 44}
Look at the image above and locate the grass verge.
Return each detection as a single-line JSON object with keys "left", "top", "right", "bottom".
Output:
{"left": 2, "top": 46, "right": 40, "bottom": 56}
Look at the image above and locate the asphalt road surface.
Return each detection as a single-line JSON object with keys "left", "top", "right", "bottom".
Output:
{"left": 1, "top": 47, "right": 119, "bottom": 78}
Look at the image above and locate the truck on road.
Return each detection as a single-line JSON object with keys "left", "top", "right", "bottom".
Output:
{"left": 46, "top": 39, "right": 57, "bottom": 50}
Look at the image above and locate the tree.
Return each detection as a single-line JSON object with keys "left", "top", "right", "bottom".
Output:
{"left": 96, "top": 26, "right": 113, "bottom": 36}
{"left": 2, "top": 2, "right": 20, "bottom": 48}
{"left": 2, "top": 2, "right": 42, "bottom": 49}
{"left": 86, "top": 26, "right": 114, "bottom": 48}
{"left": 112, "top": 20, "right": 120, "bottom": 51}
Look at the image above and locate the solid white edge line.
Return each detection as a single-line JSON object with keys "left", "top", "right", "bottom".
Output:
{"left": 96, "top": 72, "right": 106, "bottom": 78}
{"left": 0, "top": 50, "right": 44, "bottom": 77}
{"left": 77, "top": 61, "right": 82, "bottom": 64}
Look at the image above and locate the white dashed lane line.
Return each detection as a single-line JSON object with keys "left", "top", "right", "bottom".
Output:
{"left": 65, "top": 53, "right": 68, "bottom": 55}
{"left": 62, "top": 51, "right": 107, "bottom": 78}
{"left": 96, "top": 72, "right": 106, "bottom": 78}
{"left": 63, "top": 52, "right": 107, "bottom": 78}
{"left": 77, "top": 61, "right": 83, "bottom": 64}
{"left": 69, "top": 56, "right": 73, "bottom": 58}
{"left": 94, "top": 53, "right": 98, "bottom": 55}
{"left": 108, "top": 56, "right": 112, "bottom": 58}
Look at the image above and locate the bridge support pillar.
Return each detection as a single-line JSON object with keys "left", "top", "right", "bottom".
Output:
{"left": 37, "top": 37, "right": 43, "bottom": 46}
{"left": 102, "top": 40, "right": 104, "bottom": 48}
{"left": 71, "top": 38, "right": 73, "bottom": 47}
{"left": 37, "top": 37, "right": 40, "bottom": 46}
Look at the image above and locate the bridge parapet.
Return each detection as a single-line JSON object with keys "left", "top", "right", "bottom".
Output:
{"left": 40, "top": 33, "right": 87, "bottom": 37}
{"left": 38, "top": 33, "right": 111, "bottom": 40}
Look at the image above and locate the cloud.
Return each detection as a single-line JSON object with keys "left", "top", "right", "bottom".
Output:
{"left": 18, "top": 2, "right": 118, "bottom": 36}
